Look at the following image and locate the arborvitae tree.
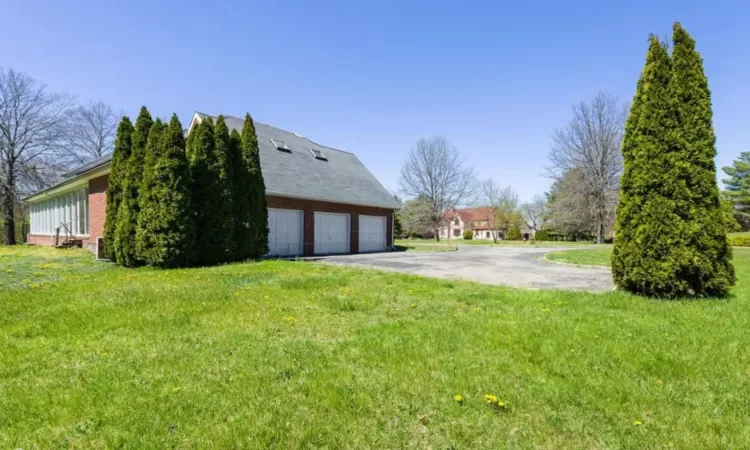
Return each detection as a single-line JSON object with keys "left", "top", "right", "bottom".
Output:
{"left": 114, "top": 107, "right": 153, "bottom": 267}
{"left": 612, "top": 36, "right": 675, "bottom": 294}
{"left": 103, "top": 116, "right": 133, "bottom": 261}
{"left": 229, "top": 128, "right": 252, "bottom": 260}
{"left": 213, "top": 116, "right": 235, "bottom": 261}
{"left": 667, "top": 22, "right": 734, "bottom": 294}
{"left": 722, "top": 151, "right": 750, "bottom": 225}
{"left": 190, "top": 118, "right": 232, "bottom": 265}
{"left": 241, "top": 114, "right": 269, "bottom": 258}
{"left": 613, "top": 27, "right": 734, "bottom": 297}
{"left": 135, "top": 115, "right": 195, "bottom": 267}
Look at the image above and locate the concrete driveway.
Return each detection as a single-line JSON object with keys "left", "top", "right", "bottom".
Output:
{"left": 322, "top": 245, "right": 613, "bottom": 292}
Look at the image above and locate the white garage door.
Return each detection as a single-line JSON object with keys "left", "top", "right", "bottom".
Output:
{"left": 267, "top": 208, "right": 303, "bottom": 256}
{"left": 314, "top": 212, "right": 350, "bottom": 255}
{"left": 359, "top": 215, "right": 387, "bottom": 252}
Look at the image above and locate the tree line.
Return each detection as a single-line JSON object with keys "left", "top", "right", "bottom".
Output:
{"left": 104, "top": 108, "right": 268, "bottom": 268}
{"left": 0, "top": 67, "right": 121, "bottom": 245}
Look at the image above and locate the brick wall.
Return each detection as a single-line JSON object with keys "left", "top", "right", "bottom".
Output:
{"left": 28, "top": 183, "right": 393, "bottom": 256}
{"left": 87, "top": 175, "right": 108, "bottom": 253}
{"left": 268, "top": 195, "right": 393, "bottom": 256}
{"left": 27, "top": 175, "right": 108, "bottom": 254}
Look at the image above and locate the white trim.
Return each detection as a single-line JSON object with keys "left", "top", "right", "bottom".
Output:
{"left": 25, "top": 167, "right": 108, "bottom": 203}
{"left": 267, "top": 191, "right": 398, "bottom": 211}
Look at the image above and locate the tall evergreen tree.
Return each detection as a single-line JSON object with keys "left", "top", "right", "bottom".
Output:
{"left": 241, "top": 114, "right": 269, "bottom": 258}
{"left": 614, "top": 26, "right": 735, "bottom": 297}
{"left": 190, "top": 117, "right": 233, "bottom": 265}
{"left": 114, "top": 107, "right": 153, "bottom": 267}
{"left": 667, "top": 22, "right": 734, "bottom": 294}
{"left": 229, "top": 128, "right": 251, "bottom": 260}
{"left": 136, "top": 115, "right": 195, "bottom": 267}
{"left": 103, "top": 116, "right": 133, "bottom": 261}
{"left": 213, "top": 116, "right": 235, "bottom": 261}
{"left": 722, "top": 151, "right": 750, "bottom": 224}
{"left": 612, "top": 36, "right": 678, "bottom": 296}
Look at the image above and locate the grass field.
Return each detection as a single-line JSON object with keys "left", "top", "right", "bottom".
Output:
{"left": 395, "top": 238, "right": 596, "bottom": 248}
{"left": 3, "top": 245, "right": 750, "bottom": 448}
{"left": 546, "top": 245, "right": 613, "bottom": 267}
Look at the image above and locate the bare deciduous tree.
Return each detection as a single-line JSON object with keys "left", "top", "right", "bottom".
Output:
{"left": 67, "top": 101, "right": 118, "bottom": 165}
{"left": 521, "top": 194, "right": 548, "bottom": 233}
{"left": 0, "top": 68, "right": 73, "bottom": 244}
{"left": 480, "top": 180, "right": 520, "bottom": 242}
{"left": 399, "top": 137, "right": 476, "bottom": 241}
{"left": 548, "top": 92, "right": 626, "bottom": 243}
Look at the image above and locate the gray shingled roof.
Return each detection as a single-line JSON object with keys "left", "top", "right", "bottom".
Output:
{"left": 220, "top": 115, "right": 399, "bottom": 209}
{"left": 27, "top": 115, "right": 399, "bottom": 210}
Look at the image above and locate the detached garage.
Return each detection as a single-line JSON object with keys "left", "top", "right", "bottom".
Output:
{"left": 25, "top": 111, "right": 400, "bottom": 257}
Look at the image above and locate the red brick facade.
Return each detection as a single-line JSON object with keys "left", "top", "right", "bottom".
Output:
{"left": 267, "top": 195, "right": 394, "bottom": 256}
{"left": 28, "top": 176, "right": 394, "bottom": 256}
{"left": 27, "top": 174, "right": 109, "bottom": 253}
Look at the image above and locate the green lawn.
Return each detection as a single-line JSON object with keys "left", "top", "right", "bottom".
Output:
{"left": 2, "top": 246, "right": 750, "bottom": 448}
{"left": 395, "top": 238, "right": 596, "bottom": 248}
{"left": 546, "top": 245, "right": 613, "bottom": 267}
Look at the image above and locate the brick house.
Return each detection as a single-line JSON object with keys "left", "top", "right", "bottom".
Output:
{"left": 24, "top": 112, "right": 400, "bottom": 257}
{"left": 438, "top": 207, "right": 534, "bottom": 241}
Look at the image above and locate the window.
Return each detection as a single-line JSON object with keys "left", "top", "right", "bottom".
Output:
{"left": 454, "top": 218, "right": 460, "bottom": 225}
{"left": 309, "top": 148, "right": 328, "bottom": 161}
{"left": 453, "top": 229, "right": 461, "bottom": 237}
{"left": 486, "top": 232, "right": 490, "bottom": 238}
{"left": 270, "top": 138, "right": 291, "bottom": 152}
{"left": 30, "top": 188, "right": 89, "bottom": 236}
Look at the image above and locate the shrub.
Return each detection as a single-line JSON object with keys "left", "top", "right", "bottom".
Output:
{"left": 505, "top": 224, "right": 522, "bottom": 241}
{"left": 728, "top": 235, "right": 750, "bottom": 247}
{"left": 534, "top": 229, "right": 550, "bottom": 241}
{"left": 463, "top": 230, "right": 473, "bottom": 240}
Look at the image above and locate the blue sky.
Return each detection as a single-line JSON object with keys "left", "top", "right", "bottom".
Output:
{"left": 2, "top": 1, "right": 748, "bottom": 201}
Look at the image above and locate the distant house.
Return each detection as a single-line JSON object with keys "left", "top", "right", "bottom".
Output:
{"left": 24, "top": 112, "right": 400, "bottom": 257}
{"left": 439, "top": 207, "right": 534, "bottom": 240}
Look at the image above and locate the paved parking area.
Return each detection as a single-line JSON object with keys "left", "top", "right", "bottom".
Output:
{"left": 322, "top": 245, "right": 613, "bottom": 291}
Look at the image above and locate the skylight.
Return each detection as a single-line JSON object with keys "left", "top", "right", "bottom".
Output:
{"left": 271, "top": 138, "right": 291, "bottom": 152}
{"left": 310, "top": 148, "right": 328, "bottom": 161}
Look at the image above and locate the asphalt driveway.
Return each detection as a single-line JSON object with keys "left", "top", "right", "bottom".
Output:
{"left": 322, "top": 245, "right": 613, "bottom": 292}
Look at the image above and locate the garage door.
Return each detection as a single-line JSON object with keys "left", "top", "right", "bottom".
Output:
{"left": 359, "top": 215, "right": 387, "bottom": 252}
{"left": 314, "top": 212, "right": 350, "bottom": 255}
{"left": 267, "top": 208, "right": 303, "bottom": 256}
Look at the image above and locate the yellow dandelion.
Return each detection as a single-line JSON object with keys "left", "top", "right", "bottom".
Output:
{"left": 633, "top": 420, "right": 642, "bottom": 426}
{"left": 454, "top": 394, "right": 463, "bottom": 403}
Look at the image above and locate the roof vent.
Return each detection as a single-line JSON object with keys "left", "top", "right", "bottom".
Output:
{"left": 310, "top": 148, "right": 328, "bottom": 161}
{"left": 271, "top": 138, "right": 291, "bottom": 152}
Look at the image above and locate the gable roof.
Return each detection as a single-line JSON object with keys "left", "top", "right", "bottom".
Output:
{"left": 26, "top": 113, "right": 399, "bottom": 210}
{"left": 445, "top": 207, "right": 495, "bottom": 227}
{"left": 213, "top": 114, "right": 399, "bottom": 210}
